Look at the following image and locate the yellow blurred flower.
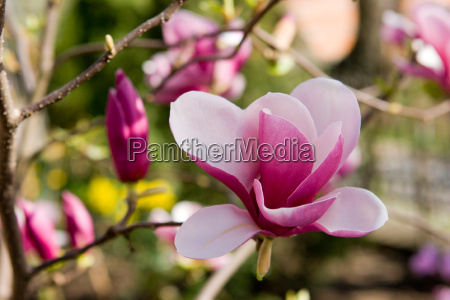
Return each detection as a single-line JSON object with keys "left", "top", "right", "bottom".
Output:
{"left": 46, "top": 168, "right": 68, "bottom": 190}
{"left": 41, "top": 142, "right": 66, "bottom": 162}
{"left": 87, "top": 176, "right": 126, "bottom": 217}
{"left": 136, "top": 179, "right": 176, "bottom": 211}
{"left": 22, "top": 164, "right": 41, "bottom": 199}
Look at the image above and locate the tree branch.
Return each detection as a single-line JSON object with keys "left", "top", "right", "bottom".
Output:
{"left": 388, "top": 208, "right": 450, "bottom": 245}
{"left": 195, "top": 240, "right": 256, "bottom": 300}
{"left": 30, "top": 221, "right": 182, "bottom": 277}
{"left": 15, "top": 0, "right": 189, "bottom": 125}
{"left": 0, "top": 1, "right": 30, "bottom": 299}
{"left": 54, "top": 39, "right": 167, "bottom": 69}
{"left": 5, "top": 8, "right": 37, "bottom": 96}
{"left": 30, "top": 0, "right": 62, "bottom": 103}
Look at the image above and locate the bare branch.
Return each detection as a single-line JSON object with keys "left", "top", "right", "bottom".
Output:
{"left": 54, "top": 39, "right": 167, "bottom": 69}
{"left": 195, "top": 240, "right": 256, "bottom": 300}
{"left": 15, "top": 0, "right": 189, "bottom": 125}
{"left": 0, "top": 1, "right": 30, "bottom": 298}
{"left": 389, "top": 208, "right": 450, "bottom": 245}
{"left": 30, "top": 221, "right": 182, "bottom": 277}
{"left": 30, "top": 0, "right": 62, "bottom": 103}
{"left": 5, "top": 9, "right": 37, "bottom": 95}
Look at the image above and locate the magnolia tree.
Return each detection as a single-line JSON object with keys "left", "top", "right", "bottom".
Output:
{"left": 1, "top": 0, "right": 450, "bottom": 299}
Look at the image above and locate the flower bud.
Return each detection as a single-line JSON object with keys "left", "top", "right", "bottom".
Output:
{"left": 62, "top": 191, "right": 95, "bottom": 248}
{"left": 106, "top": 69, "right": 150, "bottom": 182}
{"left": 381, "top": 10, "right": 416, "bottom": 45}
{"left": 273, "top": 14, "right": 297, "bottom": 51}
{"left": 18, "top": 200, "right": 61, "bottom": 261}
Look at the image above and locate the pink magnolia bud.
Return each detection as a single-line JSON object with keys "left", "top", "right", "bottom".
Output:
{"left": 381, "top": 10, "right": 416, "bottom": 45}
{"left": 272, "top": 14, "right": 297, "bottom": 51}
{"left": 62, "top": 191, "right": 95, "bottom": 249}
{"left": 337, "top": 146, "right": 361, "bottom": 178}
{"left": 106, "top": 69, "right": 150, "bottom": 182}
{"left": 20, "top": 201, "right": 61, "bottom": 261}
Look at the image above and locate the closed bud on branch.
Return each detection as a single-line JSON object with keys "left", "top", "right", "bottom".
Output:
{"left": 106, "top": 69, "right": 150, "bottom": 182}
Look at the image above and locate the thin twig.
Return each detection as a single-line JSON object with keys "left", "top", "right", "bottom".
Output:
{"left": 30, "top": 0, "right": 62, "bottom": 103}
{"left": 388, "top": 208, "right": 450, "bottom": 245}
{"left": 5, "top": 9, "right": 37, "bottom": 96}
{"left": 253, "top": 27, "right": 450, "bottom": 122}
{"left": 15, "top": 0, "right": 189, "bottom": 125}
{"left": 54, "top": 39, "right": 167, "bottom": 69}
{"left": 195, "top": 240, "right": 256, "bottom": 300}
{"left": 153, "top": 0, "right": 281, "bottom": 94}
{"left": 30, "top": 221, "right": 182, "bottom": 277}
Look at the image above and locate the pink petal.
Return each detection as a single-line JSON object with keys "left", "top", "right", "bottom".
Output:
{"left": 170, "top": 91, "right": 257, "bottom": 191}
{"left": 311, "top": 121, "right": 342, "bottom": 172}
{"left": 258, "top": 110, "right": 313, "bottom": 208}
{"left": 238, "top": 92, "right": 317, "bottom": 143}
{"left": 380, "top": 10, "right": 416, "bottom": 45}
{"left": 143, "top": 53, "right": 173, "bottom": 89}
{"left": 287, "top": 128, "right": 343, "bottom": 207}
{"left": 174, "top": 204, "right": 264, "bottom": 259}
{"left": 395, "top": 57, "right": 441, "bottom": 80}
{"left": 290, "top": 78, "right": 360, "bottom": 168}
{"left": 312, "top": 187, "right": 388, "bottom": 237}
{"left": 62, "top": 191, "right": 95, "bottom": 248}
{"left": 163, "top": 10, "right": 219, "bottom": 45}
{"left": 221, "top": 73, "right": 246, "bottom": 100}
{"left": 149, "top": 208, "right": 177, "bottom": 244}
{"left": 213, "top": 59, "right": 239, "bottom": 95}
{"left": 253, "top": 179, "right": 337, "bottom": 228}
{"left": 413, "top": 3, "right": 450, "bottom": 63}
{"left": 337, "top": 146, "right": 361, "bottom": 177}
{"left": 26, "top": 210, "right": 61, "bottom": 260}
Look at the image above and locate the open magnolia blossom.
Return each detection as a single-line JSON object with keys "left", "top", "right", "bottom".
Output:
{"left": 381, "top": 3, "right": 450, "bottom": 90}
{"left": 170, "top": 78, "right": 388, "bottom": 277}
{"left": 142, "top": 10, "right": 252, "bottom": 104}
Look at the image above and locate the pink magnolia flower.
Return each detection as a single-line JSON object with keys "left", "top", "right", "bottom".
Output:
{"left": 17, "top": 199, "right": 61, "bottom": 261}
{"left": 142, "top": 10, "right": 252, "bottom": 104}
{"left": 62, "top": 191, "right": 95, "bottom": 249}
{"left": 170, "top": 78, "right": 388, "bottom": 261}
{"left": 106, "top": 69, "right": 150, "bottom": 182}
{"left": 381, "top": 3, "right": 450, "bottom": 90}
{"left": 409, "top": 242, "right": 439, "bottom": 277}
